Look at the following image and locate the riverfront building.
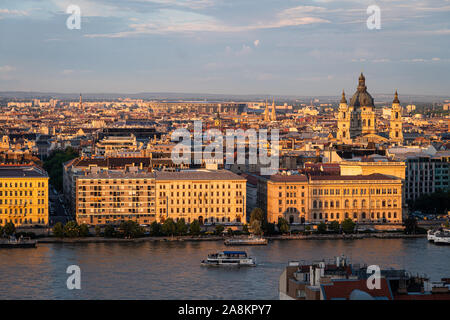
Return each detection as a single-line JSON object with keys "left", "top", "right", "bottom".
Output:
{"left": 0, "top": 165, "right": 49, "bottom": 226}
{"left": 258, "top": 173, "right": 403, "bottom": 225}
{"left": 75, "top": 169, "right": 246, "bottom": 226}
{"left": 155, "top": 170, "right": 246, "bottom": 224}
{"left": 75, "top": 169, "right": 156, "bottom": 226}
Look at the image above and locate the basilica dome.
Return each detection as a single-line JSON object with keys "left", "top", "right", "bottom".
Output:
{"left": 349, "top": 73, "right": 374, "bottom": 108}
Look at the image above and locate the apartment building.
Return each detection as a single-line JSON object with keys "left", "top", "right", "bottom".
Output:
{"left": 75, "top": 169, "right": 156, "bottom": 226}
{"left": 258, "top": 173, "right": 403, "bottom": 224}
{"left": 155, "top": 170, "right": 246, "bottom": 224}
{"left": 75, "top": 169, "right": 246, "bottom": 226}
{"left": 0, "top": 165, "right": 49, "bottom": 226}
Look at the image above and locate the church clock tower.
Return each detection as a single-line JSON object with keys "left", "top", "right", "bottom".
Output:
{"left": 389, "top": 91, "right": 403, "bottom": 145}
{"left": 337, "top": 90, "right": 350, "bottom": 140}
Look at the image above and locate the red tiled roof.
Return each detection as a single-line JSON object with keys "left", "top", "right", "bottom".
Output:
{"left": 321, "top": 278, "right": 393, "bottom": 300}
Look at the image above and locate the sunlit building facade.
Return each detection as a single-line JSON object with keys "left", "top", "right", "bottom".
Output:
{"left": 0, "top": 165, "right": 49, "bottom": 226}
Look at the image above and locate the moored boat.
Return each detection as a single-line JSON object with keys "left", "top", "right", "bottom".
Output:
{"left": 201, "top": 251, "right": 256, "bottom": 266}
{"left": 0, "top": 237, "right": 37, "bottom": 249}
{"left": 224, "top": 235, "right": 268, "bottom": 246}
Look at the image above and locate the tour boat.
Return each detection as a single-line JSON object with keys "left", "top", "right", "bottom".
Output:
{"left": 224, "top": 235, "right": 268, "bottom": 246}
{"left": 201, "top": 251, "right": 256, "bottom": 266}
{"left": 433, "top": 232, "right": 450, "bottom": 245}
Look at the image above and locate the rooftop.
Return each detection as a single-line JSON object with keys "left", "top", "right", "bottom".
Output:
{"left": 0, "top": 165, "right": 48, "bottom": 178}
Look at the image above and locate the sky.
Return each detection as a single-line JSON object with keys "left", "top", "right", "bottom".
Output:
{"left": 0, "top": 0, "right": 449, "bottom": 96}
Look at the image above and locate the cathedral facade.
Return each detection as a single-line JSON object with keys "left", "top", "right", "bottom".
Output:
{"left": 337, "top": 73, "right": 403, "bottom": 144}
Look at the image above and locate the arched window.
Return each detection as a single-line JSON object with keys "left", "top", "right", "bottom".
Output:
{"left": 313, "top": 200, "right": 317, "bottom": 209}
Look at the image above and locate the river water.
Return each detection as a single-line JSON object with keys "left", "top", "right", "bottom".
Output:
{"left": 0, "top": 238, "right": 448, "bottom": 300}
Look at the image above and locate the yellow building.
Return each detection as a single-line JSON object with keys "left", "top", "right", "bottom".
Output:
{"left": 155, "top": 170, "right": 246, "bottom": 224}
{"left": 259, "top": 173, "right": 403, "bottom": 225}
{"left": 0, "top": 166, "right": 49, "bottom": 226}
{"left": 340, "top": 161, "right": 406, "bottom": 180}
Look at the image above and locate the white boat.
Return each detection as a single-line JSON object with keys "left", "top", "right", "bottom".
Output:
{"left": 201, "top": 251, "right": 256, "bottom": 266}
{"left": 224, "top": 235, "right": 268, "bottom": 246}
{"left": 427, "top": 229, "right": 438, "bottom": 242}
{"left": 434, "top": 232, "right": 450, "bottom": 245}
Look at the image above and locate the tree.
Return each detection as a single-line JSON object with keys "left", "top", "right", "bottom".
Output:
{"left": 52, "top": 222, "right": 64, "bottom": 237}
{"left": 250, "top": 208, "right": 264, "bottom": 224}
{"left": 43, "top": 147, "right": 79, "bottom": 192}
{"left": 176, "top": 218, "right": 188, "bottom": 236}
{"left": 0, "top": 225, "right": 3, "bottom": 237}
{"left": 94, "top": 225, "right": 101, "bottom": 237}
{"left": 242, "top": 224, "right": 249, "bottom": 234}
{"left": 317, "top": 222, "right": 327, "bottom": 234}
{"left": 150, "top": 221, "right": 162, "bottom": 236}
{"left": 251, "top": 219, "right": 262, "bottom": 235}
{"left": 341, "top": 218, "right": 356, "bottom": 234}
{"left": 215, "top": 224, "right": 225, "bottom": 235}
{"left": 328, "top": 221, "right": 341, "bottom": 233}
{"left": 119, "top": 220, "right": 144, "bottom": 238}
{"left": 189, "top": 220, "right": 201, "bottom": 236}
{"left": 104, "top": 224, "right": 115, "bottom": 237}
{"left": 227, "top": 228, "right": 233, "bottom": 236}
{"left": 162, "top": 218, "right": 176, "bottom": 236}
{"left": 262, "top": 221, "right": 276, "bottom": 235}
{"left": 3, "top": 222, "right": 16, "bottom": 237}
{"left": 403, "top": 217, "right": 418, "bottom": 235}
{"left": 64, "top": 221, "right": 80, "bottom": 238}
{"left": 277, "top": 218, "right": 289, "bottom": 234}
{"left": 79, "top": 224, "right": 90, "bottom": 237}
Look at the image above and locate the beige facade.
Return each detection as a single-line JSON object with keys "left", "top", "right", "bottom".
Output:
{"left": 75, "top": 169, "right": 246, "bottom": 226}
{"left": 260, "top": 173, "right": 403, "bottom": 225}
{"left": 155, "top": 171, "right": 246, "bottom": 224}
{"left": 340, "top": 161, "right": 406, "bottom": 180}
{"left": 0, "top": 166, "right": 49, "bottom": 226}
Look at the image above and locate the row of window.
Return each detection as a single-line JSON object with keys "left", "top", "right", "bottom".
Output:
{"left": 311, "top": 211, "right": 398, "bottom": 220}
{"left": 158, "top": 183, "right": 243, "bottom": 190}
{"left": 312, "top": 199, "right": 398, "bottom": 209}
{"left": 0, "top": 218, "right": 45, "bottom": 225}
{"left": 0, "top": 208, "right": 45, "bottom": 214}
{"left": 312, "top": 188, "right": 399, "bottom": 196}
{"left": 0, "top": 182, "right": 46, "bottom": 188}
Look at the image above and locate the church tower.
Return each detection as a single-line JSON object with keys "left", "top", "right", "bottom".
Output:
{"left": 337, "top": 90, "right": 350, "bottom": 140}
{"left": 271, "top": 99, "right": 277, "bottom": 121}
{"left": 264, "top": 99, "right": 270, "bottom": 122}
{"left": 79, "top": 93, "right": 83, "bottom": 110}
{"left": 389, "top": 91, "right": 403, "bottom": 145}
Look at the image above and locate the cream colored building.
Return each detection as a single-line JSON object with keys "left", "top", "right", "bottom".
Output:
{"left": 155, "top": 170, "right": 246, "bottom": 224}
{"left": 259, "top": 173, "right": 403, "bottom": 225}
{"left": 75, "top": 169, "right": 246, "bottom": 226}
{"left": 340, "top": 161, "right": 406, "bottom": 180}
{"left": 0, "top": 166, "right": 49, "bottom": 226}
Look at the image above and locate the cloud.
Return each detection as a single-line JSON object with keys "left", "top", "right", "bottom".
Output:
{"left": 0, "top": 65, "right": 15, "bottom": 73}
{"left": 84, "top": 5, "right": 330, "bottom": 38}
{"left": 0, "top": 8, "right": 29, "bottom": 17}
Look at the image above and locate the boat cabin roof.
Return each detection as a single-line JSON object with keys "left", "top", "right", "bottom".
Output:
{"left": 223, "top": 251, "right": 247, "bottom": 255}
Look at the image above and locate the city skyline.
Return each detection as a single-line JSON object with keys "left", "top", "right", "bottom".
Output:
{"left": 0, "top": 0, "right": 449, "bottom": 95}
